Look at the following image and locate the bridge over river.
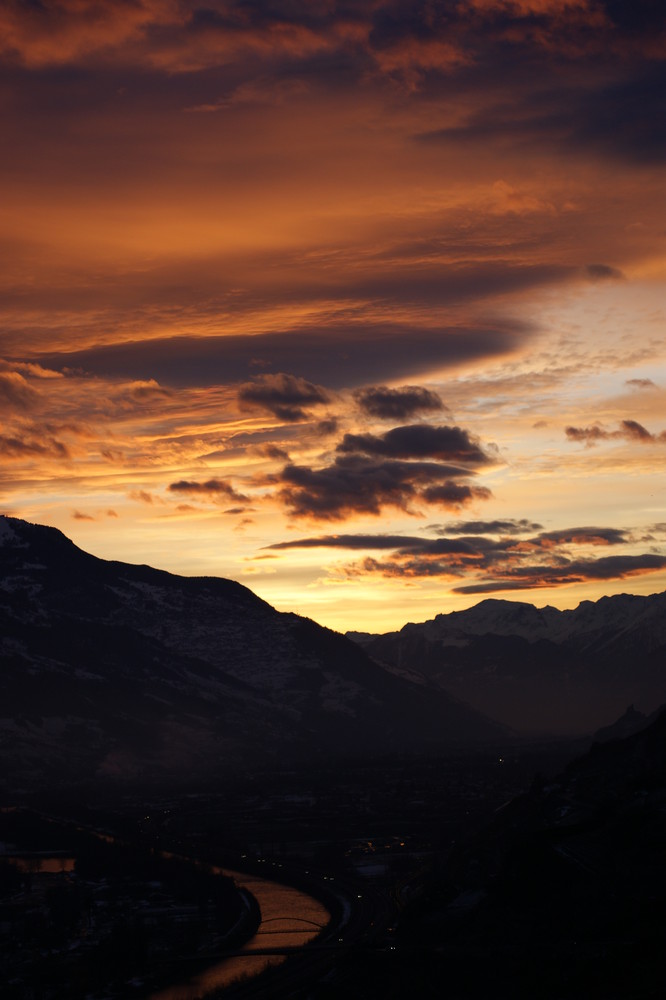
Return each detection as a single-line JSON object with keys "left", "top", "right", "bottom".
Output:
{"left": 150, "top": 867, "right": 333, "bottom": 999}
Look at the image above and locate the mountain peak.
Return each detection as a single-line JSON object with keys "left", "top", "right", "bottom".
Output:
{"left": 351, "top": 587, "right": 666, "bottom": 736}
{"left": 0, "top": 515, "right": 20, "bottom": 545}
{"left": 0, "top": 514, "right": 77, "bottom": 553}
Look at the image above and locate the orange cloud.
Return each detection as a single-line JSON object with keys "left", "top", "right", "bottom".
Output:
{"left": 0, "top": 0, "right": 180, "bottom": 69}
{"left": 72, "top": 509, "right": 94, "bottom": 521}
{"left": 0, "top": 371, "right": 39, "bottom": 410}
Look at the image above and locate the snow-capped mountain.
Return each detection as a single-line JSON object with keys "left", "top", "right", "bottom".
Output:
{"left": 0, "top": 517, "right": 505, "bottom": 795}
{"left": 349, "top": 594, "right": 666, "bottom": 735}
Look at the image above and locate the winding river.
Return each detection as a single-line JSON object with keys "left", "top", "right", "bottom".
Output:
{"left": 150, "top": 866, "right": 330, "bottom": 999}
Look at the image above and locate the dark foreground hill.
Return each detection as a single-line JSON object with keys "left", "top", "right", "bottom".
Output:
{"left": 437, "top": 708, "right": 666, "bottom": 998}
{"left": 349, "top": 593, "right": 666, "bottom": 734}
{"left": 319, "top": 708, "right": 666, "bottom": 999}
{"left": 0, "top": 516, "right": 505, "bottom": 797}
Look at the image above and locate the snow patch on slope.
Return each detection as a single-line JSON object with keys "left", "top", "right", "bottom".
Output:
{"left": 0, "top": 517, "right": 21, "bottom": 546}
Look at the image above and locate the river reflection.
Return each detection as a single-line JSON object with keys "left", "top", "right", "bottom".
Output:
{"left": 150, "top": 868, "right": 330, "bottom": 999}
{"left": 8, "top": 856, "right": 76, "bottom": 873}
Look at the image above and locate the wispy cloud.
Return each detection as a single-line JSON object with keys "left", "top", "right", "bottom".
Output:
{"left": 168, "top": 478, "right": 249, "bottom": 503}
{"left": 566, "top": 419, "right": 666, "bottom": 444}
{"left": 0, "top": 371, "right": 39, "bottom": 410}
{"left": 275, "top": 520, "right": 664, "bottom": 598}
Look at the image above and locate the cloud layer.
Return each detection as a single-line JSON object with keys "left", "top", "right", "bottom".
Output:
{"left": 566, "top": 419, "right": 666, "bottom": 444}
{"left": 0, "top": 0, "right": 663, "bottom": 627}
{"left": 268, "top": 522, "right": 666, "bottom": 595}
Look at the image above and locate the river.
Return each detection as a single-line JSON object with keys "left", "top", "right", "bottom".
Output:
{"left": 149, "top": 866, "right": 330, "bottom": 999}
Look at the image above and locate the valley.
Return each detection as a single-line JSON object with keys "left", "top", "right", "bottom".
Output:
{"left": 2, "top": 517, "right": 666, "bottom": 998}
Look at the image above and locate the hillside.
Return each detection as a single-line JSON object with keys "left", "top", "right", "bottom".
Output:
{"left": 373, "top": 708, "right": 666, "bottom": 1000}
{"left": 0, "top": 517, "right": 505, "bottom": 796}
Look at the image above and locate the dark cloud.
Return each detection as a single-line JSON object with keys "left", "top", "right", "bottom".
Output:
{"left": 303, "top": 518, "right": 665, "bottom": 593}
{"left": 452, "top": 580, "right": 548, "bottom": 595}
{"left": 268, "top": 532, "right": 507, "bottom": 556}
{"left": 32, "top": 322, "right": 527, "bottom": 391}
{"left": 353, "top": 384, "right": 446, "bottom": 420}
{"left": 1, "top": 238, "right": 562, "bottom": 353}
{"left": 0, "top": 0, "right": 368, "bottom": 73}
{"left": 71, "top": 510, "right": 94, "bottom": 521}
{"left": 351, "top": 539, "right": 508, "bottom": 578}
{"left": 269, "top": 523, "right": 631, "bottom": 559}
{"left": 601, "top": 0, "right": 666, "bottom": 34}
{"left": 266, "top": 419, "right": 494, "bottom": 520}
{"left": 626, "top": 378, "right": 656, "bottom": 389}
{"left": 622, "top": 419, "right": 656, "bottom": 441}
{"left": 433, "top": 518, "right": 543, "bottom": 535}
{"left": 565, "top": 68, "right": 666, "bottom": 166}
{"left": 238, "top": 372, "right": 332, "bottom": 422}
{"left": 565, "top": 424, "right": 610, "bottom": 443}
{"left": 358, "top": 556, "right": 465, "bottom": 579}
{"left": 337, "top": 424, "right": 490, "bottom": 464}
{"left": 536, "top": 527, "right": 630, "bottom": 547}
{"left": 417, "top": 64, "right": 666, "bottom": 168}
{"left": 273, "top": 454, "right": 489, "bottom": 520}
{"left": 3, "top": 0, "right": 661, "bottom": 79}
{"left": 316, "top": 418, "right": 339, "bottom": 436}
{"left": 0, "top": 433, "right": 69, "bottom": 460}
{"left": 585, "top": 264, "right": 624, "bottom": 282}
{"left": 353, "top": 544, "right": 666, "bottom": 589}
{"left": 421, "top": 483, "right": 492, "bottom": 507}
{"left": 563, "top": 554, "right": 666, "bottom": 579}
{"left": 266, "top": 533, "right": 428, "bottom": 551}
{"left": 168, "top": 478, "right": 249, "bottom": 503}
{"left": 566, "top": 420, "right": 666, "bottom": 443}
{"left": 341, "top": 262, "right": 572, "bottom": 306}
{"left": 254, "top": 444, "right": 290, "bottom": 461}
{"left": 453, "top": 554, "right": 666, "bottom": 593}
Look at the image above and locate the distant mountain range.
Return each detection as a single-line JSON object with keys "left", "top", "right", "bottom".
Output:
{"left": 348, "top": 593, "right": 666, "bottom": 735}
{"left": 0, "top": 517, "right": 505, "bottom": 797}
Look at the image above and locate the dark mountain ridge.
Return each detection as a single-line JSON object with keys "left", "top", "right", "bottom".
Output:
{"left": 349, "top": 592, "right": 666, "bottom": 735}
{"left": 0, "top": 516, "right": 505, "bottom": 796}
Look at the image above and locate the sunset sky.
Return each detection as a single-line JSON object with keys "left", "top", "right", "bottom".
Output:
{"left": 1, "top": 0, "right": 665, "bottom": 632}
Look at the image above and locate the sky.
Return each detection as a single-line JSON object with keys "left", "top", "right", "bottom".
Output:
{"left": 1, "top": 0, "right": 665, "bottom": 633}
